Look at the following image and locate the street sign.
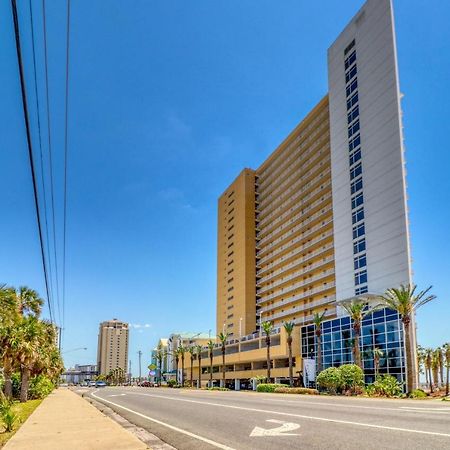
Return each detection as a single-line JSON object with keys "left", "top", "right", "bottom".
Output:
{"left": 149, "top": 370, "right": 156, "bottom": 376}
{"left": 148, "top": 364, "right": 157, "bottom": 370}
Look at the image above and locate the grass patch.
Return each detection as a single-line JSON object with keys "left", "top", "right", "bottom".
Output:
{"left": 0, "top": 399, "right": 42, "bottom": 447}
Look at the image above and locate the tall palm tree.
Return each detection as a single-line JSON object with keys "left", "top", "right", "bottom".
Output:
{"left": 177, "top": 346, "right": 186, "bottom": 386}
{"left": 196, "top": 345, "right": 202, "bottom": 389}
{"left": 372, "top": 347, "right": 384, "bottom": 379}
{"left": 155, "top": 344, "right": 164, "bottom": 385}
{"left": 283, "top": 322, "right": 295, "bottom": 387}
{"left": 172, "top": 349, "right": 180, "bottom": 384}
{"left": 207, "top": 340, "right": 215, "bottom": 387}
{"left": 217, "top": 332, "right": 229, "bottom": 388}
{"left": 380, "top": 284, "right": 436, "bottom": 392}
{"left": 188, "top": 346, "right": 195, "bottom": 387}
{"left": 15, "top": 287, "right": 44, "bottom": 317}
{"left": 436, "top": 347, "right": 444, "bottom": 388}
{"left": 340, "top": 300, "right": 380, "bottom": 368}
{"left": 313, "top": 310, "right": 327, "bottom": 374}
{"left": 443, "top": 343, "right": 450, "bottom": 396}
{"left": 417, "top": 345, "right": 428, "bottom": 386}
{"left": 261, "top": 321, "right": 273, "bottom": 382}
{"left": 425, "top": 348, "right": 434, "bottom": 393}
{"left": 431, "top": 350, "right": 440, "bottom": 389}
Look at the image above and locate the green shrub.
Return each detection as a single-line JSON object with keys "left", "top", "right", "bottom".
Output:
{"left": 166, "top": 379, "right": 177, "bottom": 388}
{"left": 409, "top": 389, "right": 427, "bottom": 399}
{"left": 366, "top": 375, "right": 403, "bottom": 398}
{"left": 206, "top": 387, "right": 229, "bottom": 391}
{"left": 256, "top": 383, "right": 285, "bottom": 393}
{"left": 0, "top": 399, "right": 19, "bottom": 433}
{"left": 28, "top": 375, "right": 55, "bottom": 400}
{"left": 339, "top": 364, "right": 365, "bottom": 394}
{"left": 273, "top": 387, "right": 319, "bottom": 395}
{"left": 316, "top": 367, "right": 343, "bottom": 394}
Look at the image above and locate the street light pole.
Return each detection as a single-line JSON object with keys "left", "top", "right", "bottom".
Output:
{"left": 137, "top": 350, "right": 142, "bottom": 381}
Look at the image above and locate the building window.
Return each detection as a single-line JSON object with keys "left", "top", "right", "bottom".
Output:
{"left": 353, "top": 238, "right": 366, "bottom": 254}
{"left": 354, "top": 254, "right": 367, "bottom": 270}
{"left": 345, "top": 50, "right": 356, "bottom": 69}
{"left": 347, "top": 92, "right": 359, "bottom": 110}
{"left": 344, "top": 39, "right": 355, "bottom": 55}
{"left": 350, "top": 177, "right": 363, "bottom": 195}
{"left": 347, "top": 104, "right": 359, "bottom": 124}
{"left": 349, "top": 148, "right": 362, "bottom": 166}
{"left": 346, "top": 78, "right": 358, "bottom": 98}
{"left": 348, "top": 134, "right": 361, "bottom": 152}
{"left": 351, "top": 192, "right": 364, "bottom": 210}
{"left": 353, "top": 223, "right": 365, "bottom": 239}
{"left": 345, "top": 64, "right": 357, "bottom": 83}
{"left": 352, "top": 207, "right": 364, "bottom": 224}
{"left": 355, "top": 270, "right": 368, "bottom": 286}
{"left": 350, "top": 162, "right": 362, "bottom": 180}
{"left": 348, "top": 119, "right": 360, "bottom": 138}
{"left": 355, "top": 286, "right": 368, "bottom": 295}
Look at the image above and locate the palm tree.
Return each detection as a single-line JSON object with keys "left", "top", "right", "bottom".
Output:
{"left": 15, "top": 287, "right": 44, "bottom": 317}
{"left": 425, "top": 348, "right": 434, "bottom": 393}
{"left": 172, "top": 349, "right": 180, "bottom": 384}
{"left": 177, "top": 346, "right": 186, "bottom": 386}
{"left": 313, "top": 310, "right": 327, "bottom": 374}
{"left": 261, "top": 321, "right": 273, "bottom": 382}
{"left": 380, "top": 284, "right": 436, "bottom": 392}
{"left": 372, "top": 347, "right": 384, "bottom": 379}
{"left": 207, "top": 340, "right": 215, "bottom": 387}
{"left": 283, "top": 322, "right": 295, "bottom": 387}
{"left": 188, "top": 346, "right": 195, "bottom": 387}
{"left": 436, "top": 347, "right": 444, "bottom": 388}
{"left": 431, "top": 350, "right": 440, "bottom": 389}
{"left": 155, "top": 344, "right": 164, "bottom": 385}
{"left": 417, "top": 345, "right": 427, "bottom": 386}
{"left": 217, "top": 332, "right": 229, "bottom": 388}
{"left": 443, "top": 343, "right": 450, "bottom": 396}
{"left": 340, "top": 300, "right": 380, "bottom": 368}
{"left": 196, "top": 345, "right": 202, "bottom": 389}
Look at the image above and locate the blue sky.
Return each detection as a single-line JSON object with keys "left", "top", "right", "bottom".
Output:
{"left": 1, "top": 0, "right": 449, "bottom": 374}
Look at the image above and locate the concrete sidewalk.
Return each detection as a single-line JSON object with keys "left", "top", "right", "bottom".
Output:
{"left": 4, "top": 388, "right": 149, "bottom": 449}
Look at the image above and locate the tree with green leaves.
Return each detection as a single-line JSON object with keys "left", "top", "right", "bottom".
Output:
{"left": 283, "top": 322, "right": 295, "bottom": 387}
{"left": 207, "top": 340, "right": 215, "bottom": 387}
{"left": 261, "top": 321, "right": 273, "bottom": 382}
{"left": 196, "top": 345, "right": 203, "bottom": 389}
{"left": 313, "top": 310, "right": 327, "bottom": 375}
{"left": 155, "top": 344, "right": 164, "bottom": 385}
{"left": 380, "top": 284, "right": 436, "bottom": 392}
{"left": 217, "top": 332, "right": 229, "bottom": 388}
{"left": 171, "top": 348, "right": 180, "bottom": 384}
{"left": 177, "top": 345, "right": 186, "bottom": 386}
{"left": 188, "top": 346, "right": 195, "bottom": 387}
{"left": 372, "top": 347, "right": 384, "bottom": 379}
{"left": 417, "top": 345, "right": 427, "bottom": 386}
{"left": 425, "top": 348, "right": 434, "bottom": 393}
{"left": 339, "top": 300, "right": 380, "bottom": 369}
{"left": 443, "top": 343, "right": 450, "bottom": 396}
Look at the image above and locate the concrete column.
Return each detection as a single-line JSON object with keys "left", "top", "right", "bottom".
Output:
{"left": 220, "top": 379, "right": 224, "bottom": 388}
{"left": 234, "top": 379, "right": 240, "bottom": 391}
{"left": 252, "top": 378, "right": 257, "bottom": 391}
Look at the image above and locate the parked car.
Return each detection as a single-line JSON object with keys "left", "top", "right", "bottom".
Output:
{"left": 95, "top": 381, "right": 107, "bottom": 388}
{"left": 88, "top": 381, "right": 97, "bottom": 387}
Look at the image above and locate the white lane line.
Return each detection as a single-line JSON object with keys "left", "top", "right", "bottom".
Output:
{"left": 247, "top": 396, "right": 450, "bottom": 414}
{"left": 91, "top": 391, "right": 236, "bottom": 450}
{"left": 122, "top": 391, "right": 450, "bottom": 438}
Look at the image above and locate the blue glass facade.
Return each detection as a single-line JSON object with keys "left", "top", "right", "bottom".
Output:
{"left": 301, "top": 308, "right": 406, "bottom": 384}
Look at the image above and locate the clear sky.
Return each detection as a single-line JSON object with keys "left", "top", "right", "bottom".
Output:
{"left": 1, "top": 0, "right": 449, "bottom": 375}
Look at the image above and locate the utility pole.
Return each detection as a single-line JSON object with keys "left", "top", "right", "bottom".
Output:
{"left": 137, "top": 350, "right": 142, "bottom": 381}
{"left": 129, "top": 359, "right": 132, "bottom": 383}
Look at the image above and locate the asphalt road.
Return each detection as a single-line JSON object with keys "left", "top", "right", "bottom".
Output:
{"left": 87, "top": 387, "right": 450, "bottom": 450}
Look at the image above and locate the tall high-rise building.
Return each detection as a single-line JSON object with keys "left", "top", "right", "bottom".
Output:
{"left": 97, "top": 319, "right": 129, "bottom": 375}
{"left": 210, "top": 0, "right": 416, "bottom": 388}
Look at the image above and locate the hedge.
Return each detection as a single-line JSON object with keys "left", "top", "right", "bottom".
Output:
{"left": 273, "top": 387, "right": 319, "bottom": 395}
{"left": 256, "top": 383, "right": 285, "bottom": 393}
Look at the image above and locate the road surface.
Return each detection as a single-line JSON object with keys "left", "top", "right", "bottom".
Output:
{"left": 87, "top": 387, "right": 450, "bottom": 450}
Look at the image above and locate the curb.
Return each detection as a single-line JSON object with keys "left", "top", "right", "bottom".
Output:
{"left": 76, "top": 390, "right": 175, "bottom": 450}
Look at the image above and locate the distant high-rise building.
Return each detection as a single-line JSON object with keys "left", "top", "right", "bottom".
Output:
{"left": 97, "top": 319, "right": 129, "bottom": 375}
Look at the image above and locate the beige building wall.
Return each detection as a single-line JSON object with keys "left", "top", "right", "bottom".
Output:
{"left": 97, "top": 319, "right": 129, "bottom": 375}
{"left": 216, "top": 169, "right": 256, "bottom": 338}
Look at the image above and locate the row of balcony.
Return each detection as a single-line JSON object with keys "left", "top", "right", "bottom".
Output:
{"left": 257, "top": 241, "right": 334, "bottom": 282}
{"left": 257, "top": 114, "right": 329, "bottom": 195}
{"left": 262, "top": 294, "right": 337, "bottom": 322}
{"left": 257, "top": 228, "right": 333, "bottom": 273}
{"left": 257, "top": 253, "right": 335, "bottom": 294}
{"left": 258, "top": 268, "right": 335, "bottom": 304}
{"left": 257, "top": 203, "right": 333, "bottom": 249}
{"left": 257, "top": 218, "right": 333, "bottom": 263}
{"left": 257, "top": 137, "right": 330, "bottom": 211}
{"left": 257, "top": 176, "right": 332, "bottom": 230}
{"left": 256, "top": 190, "right": 333, "bottom": 243}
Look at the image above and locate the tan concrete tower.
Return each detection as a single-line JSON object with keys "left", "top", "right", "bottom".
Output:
{"left": 97, "top": 319, "right": 129, "bottom": 375}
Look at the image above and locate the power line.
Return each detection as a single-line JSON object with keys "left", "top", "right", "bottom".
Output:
{"left": 10, "top": 0, "right": 54, "bottom": 324}
{"left": 28, "top": 0, "right": 57, "bottom": 325}
{"left": 61, "top": 0, "right": 72, "bottom": 349}
{"left": 42, "top": 0, "right": 62, "bottom": 326}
